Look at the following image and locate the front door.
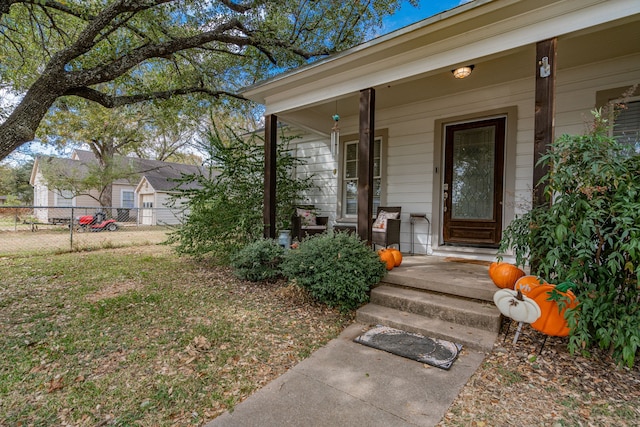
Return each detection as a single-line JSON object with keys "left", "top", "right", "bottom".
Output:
{"left": 443, "top": 117, "right": 505, "bottom": 247}
{"left": 141, "top": 196, "right": 154, "bottom": 225}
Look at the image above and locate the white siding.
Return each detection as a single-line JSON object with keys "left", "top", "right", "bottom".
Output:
{"left": 33, "top": 171, "right": 49, "bottom": 222}
{"left": 293, "top": 133, "right": 339, "bottom": 223}
{"left": 156, "top": 193, "right": 186, "bottom": 225}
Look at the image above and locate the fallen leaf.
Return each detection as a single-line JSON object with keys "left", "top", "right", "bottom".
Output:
{"left": 193, "top": 335, "right": 211, "bottom": 351}
{"left": 47, "top": 376, "right": 64, "bottom": 393}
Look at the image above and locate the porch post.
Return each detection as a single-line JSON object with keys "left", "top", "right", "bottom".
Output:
{"left": 533, "top": 38, "right": 557, "bottom": 208}
{"left": 264, "top": 114, "right": 277, "bottom": 238}
{"left": 357, "top": 88, "right": 375, "bottom": 245}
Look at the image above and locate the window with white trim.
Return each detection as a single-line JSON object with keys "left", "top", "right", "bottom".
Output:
{"left": 342, "top": 138, "right": 382, "bottom": 217}
{"left": 122, "top": 190, "right": 135, "bottom": 209}
{"left": 54, "top": 189, "right": 74, "bottom": 207}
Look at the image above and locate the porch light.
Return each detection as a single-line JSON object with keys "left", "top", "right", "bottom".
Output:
{"left": 452, "top": 65, "right": 474, "bottom": 79}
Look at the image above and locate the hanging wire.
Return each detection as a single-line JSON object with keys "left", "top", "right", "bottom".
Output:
{"left": 331, "top": 110, "right": 340, "bottom": 157}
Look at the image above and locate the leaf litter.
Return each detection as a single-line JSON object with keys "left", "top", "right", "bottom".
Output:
{"left": 437, "top": 319, "right": 640, "bottom": 426}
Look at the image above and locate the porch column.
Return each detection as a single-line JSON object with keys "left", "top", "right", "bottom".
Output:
{"left": 264, "top": 114, "right": 277, "bottom": 238}
{"left": 357, "top": 88, "right": 375, "bottom": 245}
{"left": 533, "top": 38, "right": 557, "bottom": 208}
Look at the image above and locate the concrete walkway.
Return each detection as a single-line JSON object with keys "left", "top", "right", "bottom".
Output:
{"left": 206, "top": 323, "right": 489, "bottom": 427}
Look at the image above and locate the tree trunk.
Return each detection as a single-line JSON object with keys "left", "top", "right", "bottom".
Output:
{"left": 91, "top": 141, "right": 116, "bottom": 209}
{"left": 101, "top": 183, "right": 114, "bottom": 211}
{"left": 0, "top": 69, "right": 68, "bottom": 159}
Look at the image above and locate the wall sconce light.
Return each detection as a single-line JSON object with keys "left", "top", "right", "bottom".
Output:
{"left": 452, "top": 65, "right": 474, "bottom": 79}
{"left": 539, "top": 57, "right": 551, "bottom": 78}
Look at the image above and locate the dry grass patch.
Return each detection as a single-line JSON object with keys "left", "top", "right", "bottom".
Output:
{"left": 85, "top": 280, "right": 144, "bottom": 302}
{"left": 0, "top": 245, "right": 351, "bottom": 426}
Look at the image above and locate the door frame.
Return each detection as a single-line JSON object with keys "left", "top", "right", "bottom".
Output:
{"left": 432, "top": 107, "right": 518, "bottom": 251}
{"left": 443, "top": 117, "right": 505, "bottom": 246}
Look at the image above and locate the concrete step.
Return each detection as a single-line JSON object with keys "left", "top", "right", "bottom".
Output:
{"left": 356, "top": 303, "right": 498, "bottom": 352}
{"left": 370, "top": 285, "right": 501, "bottom": 333}
{"left": 384, "top": 257, "right": 497, "bottom": 302}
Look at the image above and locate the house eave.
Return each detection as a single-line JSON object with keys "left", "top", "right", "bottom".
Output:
{"left": 242, "top": 0, "right": 640, "bottom": 115}
{"left": 29, "top": 157, "right": 41, "bottom": 186}
{"left": 242, "top": 0, "right": 491, "bottom": 103}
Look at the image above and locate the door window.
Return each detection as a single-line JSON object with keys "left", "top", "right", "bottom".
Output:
{"left": 450, "top": 125, "right": 496, "bottom": 220}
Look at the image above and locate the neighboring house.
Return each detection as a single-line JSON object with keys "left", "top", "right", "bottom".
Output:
{"left": 135, "top": 159, "right": 208, "bottom": 226}
{"left": 30, "top": 150, "right": 209, "bottom": 225}
{"left": 244, "top": 0, "right": 640, "bottom": 258}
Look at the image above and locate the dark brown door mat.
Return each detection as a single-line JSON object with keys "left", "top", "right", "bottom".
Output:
{"left": 354, "top": 325, "right": 463, "bottom": 370}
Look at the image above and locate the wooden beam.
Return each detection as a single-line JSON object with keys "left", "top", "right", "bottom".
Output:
{"left": 533, "top": 38, "right": 557, "bottom": 208}
{"left": 264, "top": 114, "right": 277, "bottom": 238}
{"left": 357, "top": 88, "right": 375, "bottom": 245}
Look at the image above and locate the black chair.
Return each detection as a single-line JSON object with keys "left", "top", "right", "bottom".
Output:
{"left": 371, "top": 206, "right": 401, "bottom": 249}
{"left": 291, "top": 205, "right": 328, "bottom": 241}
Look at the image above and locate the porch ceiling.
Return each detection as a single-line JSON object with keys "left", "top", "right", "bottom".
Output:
{"left": 277, "top": 16, "right": 640, "bottom": 135}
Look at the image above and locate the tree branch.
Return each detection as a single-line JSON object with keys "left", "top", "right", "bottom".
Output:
{"left": 50, "top": 0, "right": 174, "bottom": 67}
{"left": 219, "top": 0, "right": 252, "bottom": 13}
{"left": 0, "top": 25, "right": 26, "bottom": 66}
{"left": 1, "top": 0, "right": 92, "bottom": 21}
{"left": 65, "top": 18, "right": 246, "bottom": 87}
{"left": 0, "top": 0, "right": 361, "bottom": 161}
{"left": 63, "top": 86, "right": 246, "bottom": 107}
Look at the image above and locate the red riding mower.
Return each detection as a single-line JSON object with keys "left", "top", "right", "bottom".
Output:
{"left": 75, "top": 211, "right": 118, "bottom": 232}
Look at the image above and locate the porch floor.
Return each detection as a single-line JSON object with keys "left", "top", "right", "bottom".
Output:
{"left": 383, "top": 254, "right": 496, "bottom": 302}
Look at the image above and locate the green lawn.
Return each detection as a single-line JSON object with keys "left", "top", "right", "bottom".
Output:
{"left": 0, "top": 245, "right": 350, "bottom": 426}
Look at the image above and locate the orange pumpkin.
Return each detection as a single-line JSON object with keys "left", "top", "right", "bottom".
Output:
{"left": 527, "top": 283, "right": 578, "bottom": 337}
{"left": 378, "top": 249, "right": 395, "bottom": 270}
{"left": 488, "top": 261, "right": 499, "bottom": 277}
{"left": 388, "top": 248, "right": 403, "bottom": 267}
{"left": 488, "top": 262, "right": 525, "bottom": 289}
{"left": 514, "top": 275, "right": 547, "bottom": 294}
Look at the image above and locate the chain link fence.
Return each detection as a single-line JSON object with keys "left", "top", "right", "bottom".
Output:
{"left": 0, "top": 206, "right": 185, "bottom": 256}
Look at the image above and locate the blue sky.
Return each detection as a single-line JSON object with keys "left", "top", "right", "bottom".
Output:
{"left": 380, "top": 1, "right": 472, "bottom": 34}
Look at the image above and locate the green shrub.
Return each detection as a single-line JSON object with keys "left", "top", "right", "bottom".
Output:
{"left": 280, "top": 232, "right": 386, "bottom": 311}
{"left": 166, "top": 123, "right": 314, "bottom": 262}
{"left": 231, "top": 239, "right": 285, "bottom": 282}
{"left": 500, "top": 106, "right": 640, "bottom": 367}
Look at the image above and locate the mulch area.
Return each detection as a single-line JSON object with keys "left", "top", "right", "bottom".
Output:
{"left": 438, "top": 320, "right": 640, "bottom": 426}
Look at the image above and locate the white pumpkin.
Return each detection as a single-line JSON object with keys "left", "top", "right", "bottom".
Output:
{"left": 493, "top": 288, "right": 541, "bottom": 324}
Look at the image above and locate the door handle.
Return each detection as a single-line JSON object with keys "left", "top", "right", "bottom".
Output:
{"left": 444, "top": 183, "right": 449, "bottom": 213}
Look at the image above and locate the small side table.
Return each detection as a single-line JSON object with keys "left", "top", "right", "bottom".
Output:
{"left": 409, "top": 213, "right": 430, "bottom": 255}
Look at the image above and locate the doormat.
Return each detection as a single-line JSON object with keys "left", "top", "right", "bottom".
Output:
{"left": 354, "top": 325, "right": 463, "bottom": 370}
